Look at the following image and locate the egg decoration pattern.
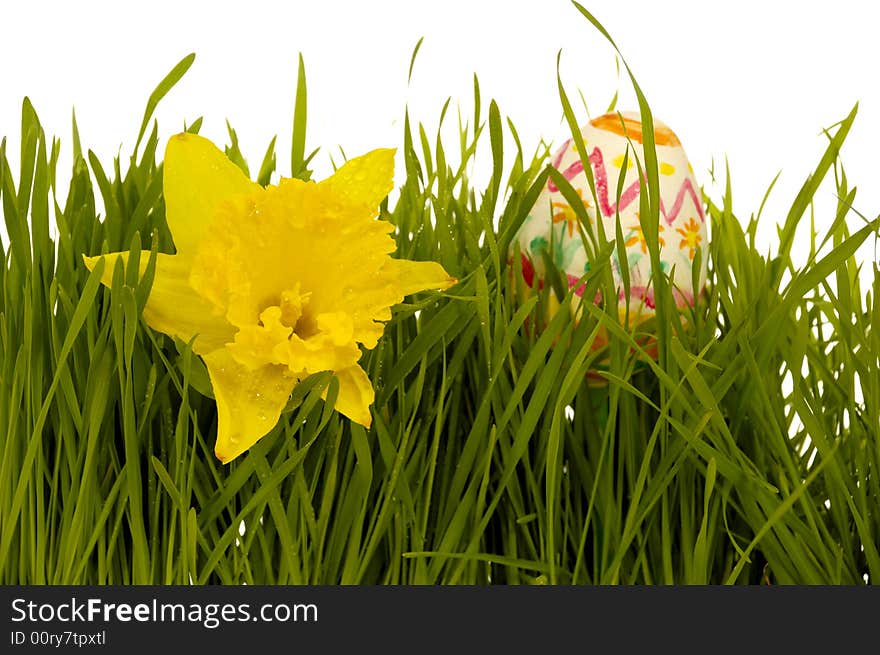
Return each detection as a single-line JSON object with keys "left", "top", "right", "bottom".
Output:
{"left": 512, "top": 111, "right": 707, "bottom": 346}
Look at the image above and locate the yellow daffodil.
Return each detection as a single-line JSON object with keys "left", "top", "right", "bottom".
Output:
{"left": 84, "top": 133, "right": 455, "bottom": 463}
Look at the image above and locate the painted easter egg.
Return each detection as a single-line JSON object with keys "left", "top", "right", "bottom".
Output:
{"left": 511, "top": 111, "right": 707, "bottom": 360}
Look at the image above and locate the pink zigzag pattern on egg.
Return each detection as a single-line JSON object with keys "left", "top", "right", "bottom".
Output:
{"left": 547, "top": 143, "right": 706, "bottom": 225}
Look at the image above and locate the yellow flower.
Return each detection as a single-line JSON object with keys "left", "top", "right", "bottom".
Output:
{"left": 551, "top": 187, "right": 591, "bottom": 238}
{"left": 624, "top": 220, "right": 665, "bottom": 254}
{"left": 84, "top": 133, "right": 456, "bottom": 463}
{"left": 676, "top": 216, "right": 702, "bottom": 260}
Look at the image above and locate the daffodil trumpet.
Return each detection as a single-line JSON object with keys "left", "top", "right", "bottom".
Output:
{"left": 85, "top": 134, "right": 456, "bottom": 463}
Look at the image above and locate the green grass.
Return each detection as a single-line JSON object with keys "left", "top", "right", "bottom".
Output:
{"left": 1, "top": 5, "right": 878, "bottom": 585}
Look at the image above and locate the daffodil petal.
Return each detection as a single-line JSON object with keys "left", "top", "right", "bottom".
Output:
{"left": 82, "top": 251, "right": 127, "bottom": 288}
{"left": 164, "top": 133, "right": 260, "bottom": 257}
{"left": 286, "top": 333, "right": 362, "bottom": 376}
{"left": 203, "top": 348, "right": 297, "bottom": 463}
{"left": 83, "top": 251, "right": 235, "bottom": 354}
{"left": 382, "top": 257, "right": 458, "bottom": 296}
{"left": 328, "top": 365, "right": 374, "bottom": 428}
{"left": 226, "top": 306, "right": 292, "bottom": 370}
{"left": 319, "top": 148, "right": 395, "bottom": 210}
{"left": 82, "top": 136, "right": 458, "bottom": 466}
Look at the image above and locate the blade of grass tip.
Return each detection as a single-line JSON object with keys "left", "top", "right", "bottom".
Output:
{"left": 134, "top": 231, "right": 159, "bottom": 311}
{"left": 484, "top": 100, "right": 503, "bottom": 218}
{"left": 224, "top": 120, "right": 250, "bottom": 178}
{"left": 604, "top": 57, "right": 621, "bottom": 113}
{"left": 815, "top": 186, "right": 858, "bottom": 257}
{"left": 615, "top": 148, "right": 632, "bottom": 304}
{"left": 71, "top": 108, "right": 83, "bottom": 164}
{"left": 184, "top": 117, "right": 203, "bottom": 134}
{"left": 18, "top": 98, "right": 40, "bottom": 217}
{"left": 87, "top": 150, "right": 118, "bottom": 219}
{"left": 771, "top": 104, "right": 857, "bottom": 288}
{"left": 1, "top": 146, "right": 27, "bottom": 273}
{"left": 290, "top": 53, "right": 310, "bottom": 181}
{"left": 31, "top": 130, "right": 54, "bottom": 279}
{"left": 418, "top": 123, "right": 434, "bottom": 181}
{"left": 137, "top": 120, "right": 160, "bottom": 176}
{"left": 124, "top": 170, "right": 163, "bottom": 249}
{"left": 577, "top": 88, "right": 591, "bottom": 118}
{"left": 454, "top": 105, "right": 466, "bottom": 185}
{"left": 473, "top": 74, "right": 481, "bottom": 140}
{"left": 548, "top": 167, "right": 599, "bottom": 257}
{"left": 505, "top": 116, "right": 524, "bottom": 190}
{"left": 48, "top": 135, "right": 60, "bottom": 194}
{"left": 568, "top": 3, "right": 661, "bottom": 236}
{"left": 408, "top": 37, "right": 424, "bottom": 85}
{"left": 571, "top": 1, "right": 669, "bottom": 367}
{"left": 753, "top": 169, "right": 782, "bottom": 243}
{"left": 497, "top": 167, "right": 549, "bottom": 255}
{"left": 556, "top": 52, "right": 601, "bottom": 242}
{"left": 401, "top": 110, "right": 423, "bottom": 187}
{"left": 755, "top": 215, "right": 880, "bottom": 349}
{"left": 256, "top": 136, "right": 278, "bottom": 186}
{"left": 134, "top": 53, "right": 195, "bottom": 157}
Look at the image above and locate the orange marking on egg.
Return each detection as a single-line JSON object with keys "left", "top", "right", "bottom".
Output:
{"left": 590, "top": 113, "right": 681, "bottom": 147}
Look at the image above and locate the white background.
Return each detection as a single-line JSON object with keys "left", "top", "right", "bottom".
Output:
{"left": 1, "top": 0, "right": 878, "bottom": 274}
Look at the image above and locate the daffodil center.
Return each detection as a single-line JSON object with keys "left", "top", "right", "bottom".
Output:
{"left": 258, "top": 285, "right": 315, "bottom": 339}
{"left": 228, "top": 286, "right": 359, "bottom": 374}
{"left": 278, "top": 289, "right": 303, "bottom": 327}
